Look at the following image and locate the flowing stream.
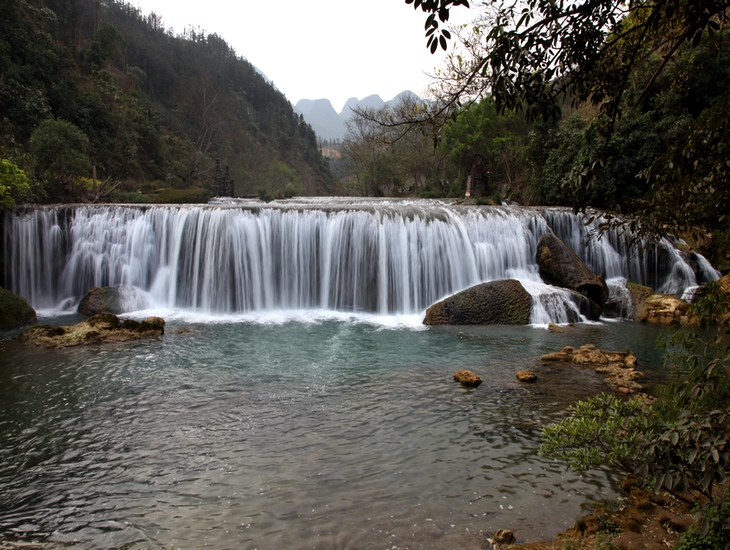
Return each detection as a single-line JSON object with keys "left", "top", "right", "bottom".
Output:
{"left": 0, "top": 199, "right": 720, "bottom": 549}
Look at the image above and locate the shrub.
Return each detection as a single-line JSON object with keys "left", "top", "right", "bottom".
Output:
{"left": 151, "top": 187, "right": 213, "bottom": 204}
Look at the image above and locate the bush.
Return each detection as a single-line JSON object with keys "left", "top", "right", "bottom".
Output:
{"left": 540, "top": 280, "right": 730, "bottom": 542}
{"left": 0, "top": 159, "right": 31, "bottom": 206}
{"left": 151, "top": 187, "right": 213, "bottom": 204}
{"left": 675, "top": 494, "right": 730, "bottom": 550}
{"left": 539, "top": 393, "right": 651, "bottom": 474}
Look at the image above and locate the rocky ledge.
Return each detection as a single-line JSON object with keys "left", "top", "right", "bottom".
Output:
{"left": 541, "top": 344, "right": 644, "bottom": 394}
{"left": 16, "top": 313, "right": 165, "bottom": 349}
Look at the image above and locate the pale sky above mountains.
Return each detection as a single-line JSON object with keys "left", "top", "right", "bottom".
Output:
{"left": 132, "top": 0, "right": 473, "bottom": 111}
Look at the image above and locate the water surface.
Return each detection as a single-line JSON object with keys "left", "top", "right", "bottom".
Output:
{"left": 0, "top": 316, "right": 669, "bottom": 549}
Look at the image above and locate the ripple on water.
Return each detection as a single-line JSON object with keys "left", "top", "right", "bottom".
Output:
{"left": 0, "top": 320, "right": 669, "bottom": 549}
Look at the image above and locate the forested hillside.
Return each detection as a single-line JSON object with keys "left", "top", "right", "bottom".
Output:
{"left": 0, "top": 0, "right": 333, "bottom": 203}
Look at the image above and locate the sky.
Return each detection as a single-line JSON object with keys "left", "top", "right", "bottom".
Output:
{"left": 131, "top": 0, "right": 475, "bottom": 113}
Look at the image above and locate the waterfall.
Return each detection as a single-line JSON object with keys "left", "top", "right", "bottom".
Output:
{"left": 3, "top": 200, "right": 719, "bottom": 319}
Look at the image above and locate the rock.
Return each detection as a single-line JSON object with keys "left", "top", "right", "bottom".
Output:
{"left": 540, "top": 346, "right": 575, "bottom": 362}
{"left": 454, "top": 369, "right": 482, "bottom": 387}
{"left": 571, "top": 344, "right": 608, "bottom": 364}
{"left": 536, "top": 234, "right": 609, "bottom": 319}
{"left": 78, "top": 286, "right": 125, "bottom": 316}
{"left": 540, "top": 344, "right": 643, "bottom": 393}
{"left": 640, "top": 294, "right": 689, "bottom": 326}
{"left": 0, "top": 287, "right": 36, "bottom": 328}
{"left": 626, "top": 282, "right": 655, "bottom": 321}
{"left": 517, "top": 370, "right": 537, "bottom": 383}
{"left": 77, "top": 285, "right": 149, "bottom": 316}
{"left": 548, "top": 323, "right": 565, "bottom": 333}
{"left": 424, "top": 280, "right": 532, "bottom": 325}
{"left": 16, "top": 314, "right": 164, "bottom": 348}
{"left": 490, "top": 529, "right": 515, "bottom": 544}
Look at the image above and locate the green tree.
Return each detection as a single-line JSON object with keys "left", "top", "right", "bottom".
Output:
{"left": 85, "top": 21, "right": 126, "bottom": 70}
{"left": 29, "top": 118, "right": 90, "bottom": 201}
{"left": 0, "top": 158, "right": 30, "bottom": 206}
{"left": 409, "top": 0, "right": 730, "bottom": 240}
{"left": 442, "top": 97, "right": 529, "bottom": 197}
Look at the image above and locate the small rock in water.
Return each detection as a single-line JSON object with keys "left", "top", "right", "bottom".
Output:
{"left": 490, "top": 528, "right": 515, "bottom": 544}
{"left": 516, "top": 370, "right": 537, "bottom": 383}
{"left": 453, "top": 369, "right": 482, "bottom": 388}
{"left": 548, "top": 323, "right": 564, "bottom": 333}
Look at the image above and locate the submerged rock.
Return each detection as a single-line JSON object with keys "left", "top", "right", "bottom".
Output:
{"left": 16, "top": 314, "right": 165, "bottom": 348}
{"left": 424, "top": 279, "right": 532, "bottom": 325}
{"left": 0, "top": 287, "right": 36, "bottom": 328}
{"left": 453, "top": 369, "right": 482, "bottom": 388}
{"left": 536, "top": 234, "right": 608, "bottom": 319}
{"left": 541, "top": 344, "right": 643, "bottom": 393}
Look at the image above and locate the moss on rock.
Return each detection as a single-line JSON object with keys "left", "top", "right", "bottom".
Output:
{"left": 0, "top": 287, "right": 36, "bottom": 328}
{"left": 16, "top": 314, "right": 164, "bottom": 348}
{"left": 423, "top": 279, "right": 532, "bottom": 325}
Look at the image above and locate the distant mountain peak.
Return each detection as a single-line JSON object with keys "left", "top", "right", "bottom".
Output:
{"left": 295, "top": 92, "right": 423, "bottom": 141}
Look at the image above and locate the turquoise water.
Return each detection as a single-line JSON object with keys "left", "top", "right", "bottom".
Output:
{"left": 0, "top": 315, "right": 669, "bottom": 549}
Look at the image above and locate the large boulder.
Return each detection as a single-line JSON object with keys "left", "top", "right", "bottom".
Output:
{"left": 0, "top": 287, "right": 36, "bottom": 328}
{"left": 536, "top": 234, "right": 609, "bottom": 319}
{"left": 78, "top": 286, "right": 125, "bottom": 316}
{"left": 16, "top": 313, "right": 165, "bottom": 348}
{"left": 423, "top": 279, "right": 532, "bottom": 325}
{"left": 77, "top": 285, "right": 149, "bottom": 316}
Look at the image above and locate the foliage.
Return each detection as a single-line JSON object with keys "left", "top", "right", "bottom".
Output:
{"left": 342, "top": 94, "right": 447, "bottom": 196}
{"left": 411, "top": 0, "right": 730, "bottom": 121}
{"left": 29, "top": 119, "right": 91, "bottom": 201}
{"left": 674, "top": 493, "right": 730, "bottom": 550}
{"left": 0, "top": 159, "right": 30, "bottom": 206}
{"left": 0, "top": 0, "right": 332, "bottom": 202}
{"left": 150, "top": 187, "right": 213, "bottom": 204}
{"left": 539, "top": 393, "right": 651, "bottom": 475}
{"left": 408, "top": 0, "right": 730, "bottom": 250}
{"left": 441, "top": 97, "right": 529, "bottom": 195}
{"left": 540, "top": 281, "right": 730, "bottom": 540}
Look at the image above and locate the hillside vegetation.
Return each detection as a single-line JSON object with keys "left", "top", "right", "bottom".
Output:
{"left": 0, "top": 0, "right": 333, "bottom": 204}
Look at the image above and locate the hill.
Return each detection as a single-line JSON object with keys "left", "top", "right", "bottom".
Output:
{"left": 0, "top": 0, "right": 334, "bottom": 203}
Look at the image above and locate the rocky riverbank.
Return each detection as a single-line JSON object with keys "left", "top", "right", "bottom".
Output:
{"left": 16, "top": 313, "right": 164, "bottom": 348}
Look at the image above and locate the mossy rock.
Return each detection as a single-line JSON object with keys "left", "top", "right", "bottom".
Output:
{"left": 78, "top": 287, "right": 123, "bottom": 316}
{"left": 16, "top": 314, "right": 164, "bottom": 348}
{"left": 0, "top": 287, "right": 37, "bottom": 328}
{"left": 536, "top": 234, "right": 608, "bottom": 317}
{"left": 424, "top": 279, "right": 532, "bottom": 325}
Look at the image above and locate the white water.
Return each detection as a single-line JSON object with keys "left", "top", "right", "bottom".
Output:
{"left": 4, "top": 199, "right": 718, "bottom": 322}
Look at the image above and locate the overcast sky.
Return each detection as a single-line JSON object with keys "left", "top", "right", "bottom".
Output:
{"left": 131, "top": 0, "right": 474, "bottom": 112}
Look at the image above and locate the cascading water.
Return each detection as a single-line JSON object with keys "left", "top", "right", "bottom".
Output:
{"left": 0, "top": 198, "right": 724, "bottom": 549}
{"left": 3, "top": 199, "right": 719, "bottom": 321}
